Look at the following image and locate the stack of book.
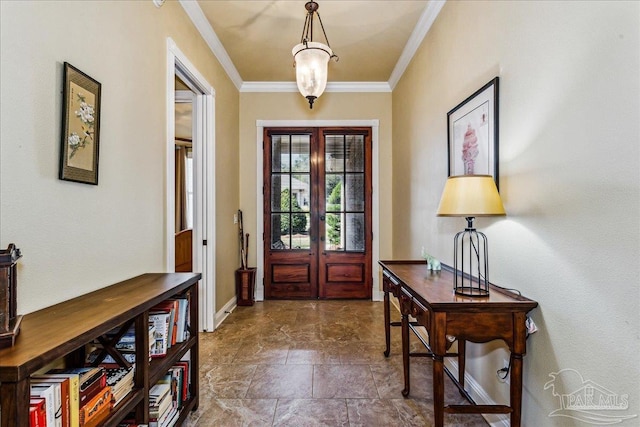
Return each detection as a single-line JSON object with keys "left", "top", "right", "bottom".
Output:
{"left": 149, "top": 298, "right": 189, "bottom": 359}
{"left": 168, "top": 361, "right": 190, "bottom": 410}
{"left": 146, "top": 360, "right": 190, "bottom": 427}
{"left": 148, "top": 380, "right": 178, "bottom": 427}
{"left": 104, "top": 365, "right": 135, "bottom": 406}
{"left": 44, "top": 366, "right": 111, "bottom": 427}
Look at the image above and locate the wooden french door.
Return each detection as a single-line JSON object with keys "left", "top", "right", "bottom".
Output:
{"left": 264, "top": 127, "right": 372, "bottom": 299}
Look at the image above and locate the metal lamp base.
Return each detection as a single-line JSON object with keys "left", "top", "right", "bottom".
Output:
{"left": 453, "top": 217, "right": 490, "bottom": 298}
{"left": 454, "top": 286, "right": 490, "bottom": 297}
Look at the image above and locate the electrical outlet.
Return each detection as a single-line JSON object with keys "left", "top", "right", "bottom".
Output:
{"left": 233, "top": 214, "right": 238, "bottom": 224}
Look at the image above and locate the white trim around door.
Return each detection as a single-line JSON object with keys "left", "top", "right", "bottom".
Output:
{"left": 167, "top": 37, "right": 216, "bottom": 332}
{"left": 256, "top": 120, "right": 382, "bottom": 302}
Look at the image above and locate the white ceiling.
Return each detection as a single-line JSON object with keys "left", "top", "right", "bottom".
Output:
{"left": 181, "top": 0, "right": 445, "bottom": 91}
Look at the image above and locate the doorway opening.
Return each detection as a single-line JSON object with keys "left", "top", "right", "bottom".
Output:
{"left": 166, "top": 38, "right": 216, "bottom": 331}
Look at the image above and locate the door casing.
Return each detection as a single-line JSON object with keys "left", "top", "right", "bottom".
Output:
{"left": 166, "top": 37, "right": 216, "bottom": 332}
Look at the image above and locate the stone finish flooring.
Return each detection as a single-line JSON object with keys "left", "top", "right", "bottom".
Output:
{"left": 185, "top": 300, "right": 489, "bottom": 426}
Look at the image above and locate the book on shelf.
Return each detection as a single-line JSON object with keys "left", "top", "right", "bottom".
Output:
{"left": 89, "top": 323, "right": 156, "bottom": 364}
{"left": 150, "top": 300, "right": 179, "bottom": 348}
{"left": 149, "top": 311, "right": 171, "bottom": 358}
{"left": 78, "top": 386, "right": 111, "bottom": 427}
{"left": 176, "top": 298, "right": 188, "bottom": 343}
{"left": 104, "top": 365, "right": 135, "bottom": 406}
{"left": 37, "top": 372, "right": 80, "bottom": 427}
{"left": 174, "top": 360, "right": 190, "bottom": 402}
{"left": 87, "top": 349, "right": 137, "bottom": 367}
{"left": 30, "top": 382, "right": 58, "bottom": 427}
{"left": 48, "top": 367, "right": 106, "bottom": 409}
{"left": 29, "top": 397, "right": 47, "bottom": 427}
{"left": 151, "top": 405, "right": 178, "bottom": 427}
{"left": 31, "top": 376, "right": 70, "bottom": 427}
{"left": 149, "top": 381, "right": 172, "bottom": 423}
{"left": 168, "top": 366, "right": 183, "bottom": 409}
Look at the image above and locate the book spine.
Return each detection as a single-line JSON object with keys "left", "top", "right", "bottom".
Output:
{"left": 79, "top": 374, "right": 106, "bottom": 407}
{"left": 79, "top": 386, "right": 111, "bottom": 427}
{"left": 31, "top": 377, "right": 70, "bottom": 427}
{"left": 30, "top": 384, "right": 56, "bottom": 427}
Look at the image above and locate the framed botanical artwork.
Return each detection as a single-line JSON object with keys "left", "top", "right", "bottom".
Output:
{"left": 59, "top": 62, "right": 101, "bottom": 185}
{"left": 447, "top": 77, "right": 499, "bottom": 189}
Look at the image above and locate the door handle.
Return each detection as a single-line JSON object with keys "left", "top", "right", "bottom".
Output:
{"left": 320, "top": 214, "right": 325, "bottom": 221}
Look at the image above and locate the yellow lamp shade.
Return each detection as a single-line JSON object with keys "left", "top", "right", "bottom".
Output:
{"left": 437, "top": 175, "right": 506, "bottom": 217}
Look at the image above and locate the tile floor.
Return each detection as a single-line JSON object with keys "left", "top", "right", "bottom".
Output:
{"left": 185, "top": 300, "right": 489, "bottom": 426}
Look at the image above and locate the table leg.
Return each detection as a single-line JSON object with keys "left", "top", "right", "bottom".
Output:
{"left": 401, "top": 311, "right": 410, "bottom": 397}
{"left": 384, "top": 290, "right": 391, "bottom": 357}
{"left": 433, "top": 353, "right": 445, "bottom": 427}
{"left": 510, "top": 353, "right": 524, "bottom": 427}
{"left": 458, "top": 339, "right": 466, "bottom": 388}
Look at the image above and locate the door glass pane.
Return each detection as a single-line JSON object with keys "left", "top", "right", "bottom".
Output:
{"left": 345, "top": 174, "right": 364, "bottom": 211}
{"left": 291, "top": 213, "right": 311, "bottom": 249}
{"left": 325, "top": 213, "right": 343, "bottom": 251}
{"left": 291, "top": 135, "right": 310, "bottom": 172}
{"left": 345, "top": 213, "right": 365, "bottom": 251}
{"left": 271, "top": 174, "right": 289, "bottom": 212}
{"left": 325, "top": 135, "right": 344, "bottom": 172}
{"left": 325, "top": 174, "right": 343, "bottom": 212}
{"left": 291, "top": 174, "right": 310, "bottom": 212}
{"left": 271, "top": 214, "right": 290, "bottom": 249}
{"left": 346, "top": 135, "right": 364, "bottom": 172}
{"left": 272, "top": 135, "right": 290, "bottom": 172}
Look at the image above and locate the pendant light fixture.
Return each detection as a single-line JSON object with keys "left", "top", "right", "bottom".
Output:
{"left": 292, "top": 1, "right": 338, "bottom": 109}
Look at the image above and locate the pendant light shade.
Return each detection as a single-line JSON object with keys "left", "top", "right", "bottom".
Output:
{"left": 292, "top": 42, "right": 332, "bottom": 108}
{"left": 292, "top": 1, "right": 337, "bottom": 109}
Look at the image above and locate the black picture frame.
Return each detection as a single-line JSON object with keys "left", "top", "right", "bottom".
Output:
{"left": 59, "top": 62, "right": 101, "bottom": 185}
{"left": 447, "top": 77, "right": 499, "bottom": 189}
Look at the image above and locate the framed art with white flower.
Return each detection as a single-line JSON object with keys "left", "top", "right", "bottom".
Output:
{"left": 447, "top": 77, "right": 499, "bottom": 189}
{"left": 59, "top": 62, "right": 101, "bottom": 185}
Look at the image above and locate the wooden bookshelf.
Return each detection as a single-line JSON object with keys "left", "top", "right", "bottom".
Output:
{"left": 0, "top": 272, "right": 200, "bottom": 427}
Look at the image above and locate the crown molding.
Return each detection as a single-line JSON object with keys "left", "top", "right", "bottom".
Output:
{"left": 181, "top": 0, "right": 444, "bottom": 93}
{"left": 388, "top": 0, "right": 446, "bottom": 90}
{"left": 178, "top": 0, "right": 243, "bottom": 90}
{"left": 240, "top": 81, "right": 391, "bottom": 93}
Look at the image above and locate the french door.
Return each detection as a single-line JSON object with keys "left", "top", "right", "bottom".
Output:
{"left": 264, "top": 127, "right": 372, "bottom": 299}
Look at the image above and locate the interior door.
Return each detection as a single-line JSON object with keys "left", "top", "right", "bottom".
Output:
{"left": 263, "top": 127, "right": 372, "bottom": 299}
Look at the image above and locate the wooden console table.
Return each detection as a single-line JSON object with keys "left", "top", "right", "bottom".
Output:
{"left": 0, "top": 272, "right": 200, "bottom": 427}
{"left": 380, "top": 260, "right": 538, "bottom": 427}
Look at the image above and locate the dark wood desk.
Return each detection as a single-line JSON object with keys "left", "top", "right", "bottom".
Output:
{"left": 380, "top": 260, "right": 538, "bottom": 427}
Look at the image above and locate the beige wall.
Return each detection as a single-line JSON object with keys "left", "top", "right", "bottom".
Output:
{"left": 393, "top": 1, "right": 639, "bottom": 425}
{"left": 239, "top": 91, "right": 393, "bottom": 291}
{"left": 0, "top": 1, "right": 239, "bottom": 314}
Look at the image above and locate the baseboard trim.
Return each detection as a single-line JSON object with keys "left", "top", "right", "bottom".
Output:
{"left": 213, "top": 295, "right": 237, "bottom": 329}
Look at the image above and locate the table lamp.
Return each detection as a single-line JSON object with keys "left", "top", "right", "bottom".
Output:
{"left": 437, "top": 175, "right": 505, "bottom": 297}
